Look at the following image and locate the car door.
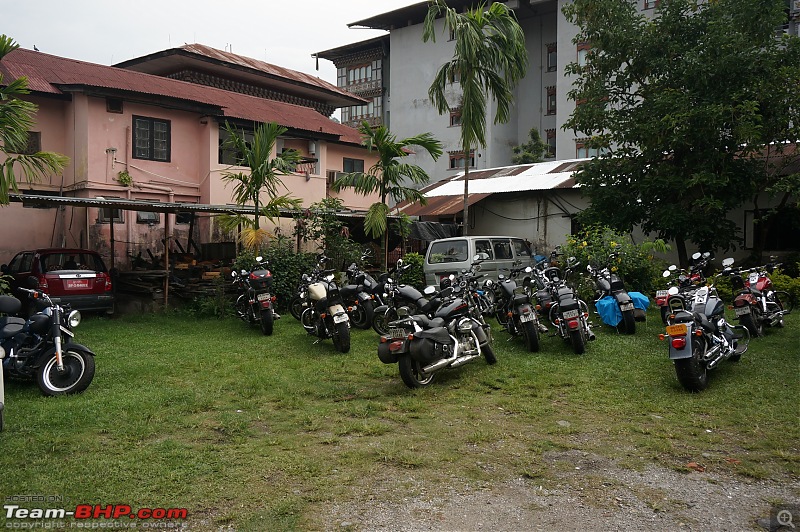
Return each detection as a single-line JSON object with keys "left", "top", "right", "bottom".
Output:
{"left": 6, "top": 252, "right": 34, "bottom": 288}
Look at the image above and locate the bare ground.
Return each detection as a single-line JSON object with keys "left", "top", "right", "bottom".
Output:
{"left": 323, "top": 450, "right": 799, "bottom": 532}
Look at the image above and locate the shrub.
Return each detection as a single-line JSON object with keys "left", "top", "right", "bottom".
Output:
{"left": 400, "top": 252, "right": 426, "bottom": 290}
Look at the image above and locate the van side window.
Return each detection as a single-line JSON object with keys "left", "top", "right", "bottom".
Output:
{"left": 475, "top": 240, "right": 493, "bottom": 259}
{"left": 492, "top": 240, "right": 512, "bottom": 259}
{"left": 427, "top": 240, "right": 468, "bottom": 263}
{"left": 513, "top": 239, "right": 532, "bottom": 258}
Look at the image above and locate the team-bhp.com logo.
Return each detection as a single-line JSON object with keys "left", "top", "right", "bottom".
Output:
{"left": 4, "top": 503, "right": 188, "bottom": 527}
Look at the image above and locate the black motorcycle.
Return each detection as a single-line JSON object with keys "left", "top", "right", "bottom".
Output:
{"left": 300, "top": 256, "right": 351, "bottom": 353}
{"left": 0, "top": 286, "right": 96, "bottom": 402}
{"left": 541, "top": 255, "right": 595, "bottom": 354}
{"left": 587, "top": 252, "right": 647, "bottom": 334}
{"left": 372, "top": 259, "right": 437, "bottom": 336}
{"left": 340, "top": 254, "right": 377, "bottom": 330}
{"left": 485, "top": 261, "right": 541, "bottom": 352}
{"left": 232, "top": 256, "right": 277, "bottom": 336}
{"left": 377, "top": 255, "right": 496, "bottom": 388}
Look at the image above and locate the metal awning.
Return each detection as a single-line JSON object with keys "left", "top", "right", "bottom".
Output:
{"left": 401, "top": 193, "right": 491, "bottom": 217}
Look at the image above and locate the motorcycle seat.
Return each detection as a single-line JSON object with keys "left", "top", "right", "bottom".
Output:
{"left": 748, "top": 288, "right": 763, "bottom": 298}
{"left": 411, "top": 315, "right": 446, "bottom": 329}
{"left": 671, "top": 310, "right": 694, "bottom": 323}
{"left": 414, "top": 326, "right": 451, "bottom": 344}
{"left": 0, "top": 317, "right": 26, "bottom": 338}
{"left": 340, "top": 285, "right": 361, "bottom": 300}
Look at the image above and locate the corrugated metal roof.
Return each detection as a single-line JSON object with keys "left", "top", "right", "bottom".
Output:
{"left": 398, "top": 158, "right": 588, "bottom": 217}
{"left": 0, "top": 48, "right": 364, "bottom": 145}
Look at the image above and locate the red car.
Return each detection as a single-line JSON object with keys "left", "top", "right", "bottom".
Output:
{"left": 1, "top": 248, "right": 114, "bottom": 314}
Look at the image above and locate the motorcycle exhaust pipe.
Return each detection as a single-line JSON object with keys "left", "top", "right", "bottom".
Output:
{"left": 449, "top": 353, "right": 481, "bottom": 368}
{"left": 704, "top": 345, "right": 723, "bottom": 369}
{"left": 421, "top": 336, "right": 460, "bottom": 373}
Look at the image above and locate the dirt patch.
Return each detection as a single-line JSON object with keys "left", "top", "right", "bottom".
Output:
{"left": 323, "top": 451, "right": 799, "bottom": 531}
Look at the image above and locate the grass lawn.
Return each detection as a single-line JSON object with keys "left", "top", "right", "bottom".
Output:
{"left": 1, "top": 307, "right": 797, "bottom": 530}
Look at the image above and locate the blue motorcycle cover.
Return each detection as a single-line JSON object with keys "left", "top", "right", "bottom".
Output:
{"left": 596, "top": 292, "right": 650, "bottom": 326}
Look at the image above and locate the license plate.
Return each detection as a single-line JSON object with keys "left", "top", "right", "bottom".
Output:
{"left": 333, "top": 313, "right": 349, "bottom": 324}
{"left": 65, "top": 279, "right": 89, "bottom": 289}
{"left": 519, "top": 312, "right": 535, "bottom": 323}
{"left": 620, "top": 303, "right": 634, "bottom": 312}
{"left": 666, "top": 323, "right": 687, "bottom": 336}
{"left": 734, "top": 306, "right": 751, "bottom": 316}
{"left": 257, "top": 293, "right": 270, "bottom": 301}
{"left": 388, "top": 328, "right": 407, "bottom": 339}
{"left": 562, "top": 309, "right": 579, "bottom": 319}
{"left": 656, "top": 290, "right": 667, "bottom": 298}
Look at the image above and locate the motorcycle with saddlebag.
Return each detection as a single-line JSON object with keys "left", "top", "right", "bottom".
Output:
{"left": 724, "top": 258, "right": 792, "bottom": 337}
{"left": 377, "top": 253, "right": 496, "bottom": 388}
{"left": 485, "top": 260, "right": 541, "bottom": 352}
{"left": 232, "top": 256, "right": 278, "bottom": 335}
{"left": 588, "top": 251, "right": 649, "bottom": 334}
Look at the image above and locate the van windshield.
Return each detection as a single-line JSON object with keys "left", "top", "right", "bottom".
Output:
{"left": 427, "top": 240, "right": 468, "bottom": 264}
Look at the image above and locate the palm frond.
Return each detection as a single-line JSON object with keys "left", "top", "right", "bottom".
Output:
{"left": 364, "top": 202, "right": 390, "bottom": 240}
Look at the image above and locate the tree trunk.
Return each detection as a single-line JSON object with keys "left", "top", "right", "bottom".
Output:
{"left": 675, "top": 237, "right": 688, "bottom": 270}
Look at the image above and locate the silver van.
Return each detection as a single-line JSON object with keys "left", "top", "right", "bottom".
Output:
{"left": 423, "top": 236, "right": 535, "bottom": 286}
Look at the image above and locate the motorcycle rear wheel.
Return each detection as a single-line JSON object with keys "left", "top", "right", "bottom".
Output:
{"left": 399, "top": 356, "right": 435, "bottom": 388}
{"left": 674, "top": 337, "right": 708, "bottom": 392}
{"left": 621, "top": 309, "right": 636, "bottom": 335}
{"left": 521, "top": 320, "right": 540, "bottom": 353}
{"left": 373, "top": 307, "right": 397, "bottom": 336}
{"left": 36, "top": 349, "right": 95, "bottom": 396}
{"left": 260, "top": 309, "right": 274, "bottom": 336}
{"left": 739, "top": 306, "right": 763, "bottom": 337}
{"left": 350, "top": 300, "right": 374, "bottom": 330}
{"left": 569, "top": 328, "right": 586, "bottom": 355}
{"left": 332, "top": 321, "right": 351, "bottom": 353}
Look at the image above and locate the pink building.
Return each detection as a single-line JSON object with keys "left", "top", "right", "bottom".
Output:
{"left": 0, "top": 44, "right": 379, "bottom": 268}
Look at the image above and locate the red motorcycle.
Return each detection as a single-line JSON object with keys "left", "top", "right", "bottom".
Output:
{"left": 725, "top": 259, "right": 793, "bottom": 337}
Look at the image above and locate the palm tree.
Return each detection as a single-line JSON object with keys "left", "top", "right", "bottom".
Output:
{"left": 332, "top": 121, "right": 443, "bottom": 269}
{"left": 423, "top": 0, "right": 528, "bottom": 235}
{"left": 0, "top": 35, "right": 69, "bottom": 205}
{"left": 219, "top": 121, "right": 302, "bottom": 250}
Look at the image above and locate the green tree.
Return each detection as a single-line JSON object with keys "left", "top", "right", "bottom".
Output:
{"left": 219, "top": 121, "right": 302, "bottom": 251}
{"left": 424, "top": 0, "right": 528, "bottom": 235}
{"left": 562, "top": 0, "right": 800, "bottom": 267}
{"left": 512, "top": 127, "right": 547, "bottom": 165}
{"left": 0, "top": 35, "right": 69, "bottom": 205}
{"left": 331, "top": 121, "right": 443, "bottom": 270}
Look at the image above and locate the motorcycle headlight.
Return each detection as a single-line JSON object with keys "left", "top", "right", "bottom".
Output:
{"left": 0, "top": 346, "right": 5, "bottom": 360}
{"left": 68, "top": 310, "right": 82, "bottom": 328}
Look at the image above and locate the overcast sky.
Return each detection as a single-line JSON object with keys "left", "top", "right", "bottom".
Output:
{"left": 2, "top": 0, "right": 420, "bottom": 86}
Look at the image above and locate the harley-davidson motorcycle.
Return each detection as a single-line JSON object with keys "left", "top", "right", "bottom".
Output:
{"left": 340, "top": 253, "right": 377, "bottom": 330}
{"left": 486, "top": 261, "right": 541, "bottom": 352}
{"left": 661, "top": 258, "right": 750, "bottom": 392}
{"left": 377, "top": 254, "right": 496, "bottom": 388}
{"left": 587, "top": 252, "right": 648, "bottom": 334}
{"left": 0, "top": 285, "right": 95, "bottom": 408}
{"left": 372, "top": 259, "right": 438, "bottom": 336}
{"left": 539, "top": 255, "right": 595, "bottom": 354}
{"left": 232, "top": 256, "right": 277, "bottom": 336}
{"left": 725, "top": 259, "right": 792, "bottom": 337}
{"left": 300, "top": 256, "right": 351, "bottom": 353}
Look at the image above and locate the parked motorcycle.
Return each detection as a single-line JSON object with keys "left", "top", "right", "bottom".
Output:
{"left": 340, "top": 253, "right": 377, "bottom": 330}
{"left": 300, "top": 256, "right": 351, "bottom": 353}
{"left": 662, "top": 258, "right": 750, "bottom": 392}
{"left": 372, "top": 259, "right": 438, "bottom": 336}
{"left": 656, "top": 252, "right": 712, "bottom": 324}
{"left": 486, "top": 260, "right": 541, "bottom": 352}
{"left": 232, "top": 256, "right": 277, "bottom": 336}
{"left": 725, "top": 259, "right": 793, "bottom": 336}
{"left": 587, "top": 252, "right": 648, "bottom": 334}
{"left": 541, "top": 255, "right": 595, "bottom": 354}
{"left": 377, "top": 254, "right": 496, "bottom": 388}
{"left": 0, "top": 285, "right": 95, "bottom": 400}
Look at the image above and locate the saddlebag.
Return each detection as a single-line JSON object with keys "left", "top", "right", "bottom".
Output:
{"left": 378, "top": 341, "right": 399, "bottom": 364}
{"left": 409, "top": 336, "right": 452, "bottom": 364}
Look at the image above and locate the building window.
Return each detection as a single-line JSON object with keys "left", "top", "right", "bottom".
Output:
{"left": 337, "top": 67, "right": 347, "bottom": 88}
{"left": 644, "top": 0, "right": 660, "bottom": 8}
{"left": 546, "top": 86, "right": 556, "bottom": 115}
{"left": 176, "top": 211, "right": 194, "bottom": 225}
{"left": 449, "top": 150, "right": 475, "bottom": 170}
{"left": 449, "top": 108, "right": 462, "bottom": 127}
{"left": 546, "top": 129, "right": 556, "bottom": 158}
{"left": 106, "top": 98, "right": 123, "bottom": 114}
{"left": 449, "top": 69, "right": 461, "bottom": 84}
{"left": 746, "top": 206, "right": 800, "bottom": 250}
{"left": 98, "top": 198, "right": 124, "bottom": 224}
{"left": 576, "top": 141, "right": 606, "bottom": 159}
{"left": 348, "top": 64, "right": 373, "bottom": 84}
{"left": 577, "top": 43, "right": 591, "bottom": 67}
{"left": 133, "top": 116, "right": 170, "bottom": 162}
{"left": 218, "top": 126, "right": 253, "bottom": 165}
{"left": 546, "top": 43, "right": 557, "bottom": 72}
{"left": 7, "top": 131, "right": 41, "bottom": 155}
{"left": 343, "top": 158, "right": 365, "bottom": 173}
{"left": 136, "top": 211, "right": 160, "bottom": 224}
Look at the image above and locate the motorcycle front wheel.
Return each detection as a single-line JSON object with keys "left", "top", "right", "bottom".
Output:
{"left": 260, "top": 309, "right": 274, "bottom": 336}
{"left": 621, "top": 308, "right": 636, "bottom": 335}
{"left": 674, "top": 337, "right": 708, "bottom": 392}
{"left": 349, "top": 300, "right": 374, "bottom": 330}
{"left": 332, "top": 321, "right": 351, "bottom": 353}
{"left": 398, "top": 356, "right": 435, "bottom": 388}
{"left": 373, "top": 307, "right": 397, "bottom": 336}
{"left": 36, "top": 349, "right": 96, "bottom": 396}
{"left": 290, "top": 296, "right": 304, "bottom": 321}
